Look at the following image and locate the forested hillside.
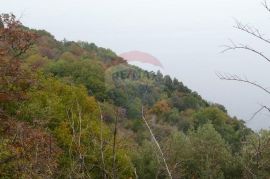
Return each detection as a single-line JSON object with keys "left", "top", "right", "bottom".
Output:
{"left": 1, "top": 14, "right": 270, "bottom": 178}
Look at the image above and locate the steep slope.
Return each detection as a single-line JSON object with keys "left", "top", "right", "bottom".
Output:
{"left": 2, "top": 15, "right": 264, "bottom": 178}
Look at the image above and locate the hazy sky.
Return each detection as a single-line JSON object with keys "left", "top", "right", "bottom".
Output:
{"left": 2, "top": 0, "right": 270, "bottom": 130}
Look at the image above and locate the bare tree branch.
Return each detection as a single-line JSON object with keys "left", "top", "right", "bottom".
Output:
{"left": 234, "top": 19, "right": 270, "bottom": 45}
{"left": 221, "top": 40, "right": 270, "bottom": 63}
{"left": 219, "top": 1, "right": 270, "bottom": 133}
{"left": 247, "top": 105, "right": 270, "bottom": 121}
{"left": 262, "top": 0, "right": 270, "bottom": 13}
{"left": 249, "top": 106, "right": 265, "bottom": 122}
{"left": 216, "top": 72, "right": 270, "bottom": 95}
{"left": 263, "top": 105, "right": 270, "bottom": 112}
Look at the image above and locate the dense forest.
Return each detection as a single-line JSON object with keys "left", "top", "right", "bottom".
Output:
{"left": 1, "top": 14, "right": 270, "bottom": 179}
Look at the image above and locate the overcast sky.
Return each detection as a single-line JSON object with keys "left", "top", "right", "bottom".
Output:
{"left": 2, "top": 0, "right": 270, "bottom": 130}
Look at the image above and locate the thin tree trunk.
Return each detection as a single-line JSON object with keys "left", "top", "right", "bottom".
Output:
{"left": 141, "top": 106, "right": 172, "bottom": 179}
{"left": 88, "top": 90, "right": 106, "bottom": 178}
{"left": 112, "top": 108, "right": 118, "bottom": 179}
{"left": 97, "top": 101, "right": 106, "bottom": 179}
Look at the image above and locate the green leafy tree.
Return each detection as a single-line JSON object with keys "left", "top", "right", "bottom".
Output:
{"left": 163, "top": 131, "right": 192, "bottom": 178}
{"left": 188, "top": 123, "right": 235, "bottom": 178}
{"left": 47, "top": 58, "right": 106, "bottom": 100}
{"left": 132, "top": 141, "right": 163, "bottom": 179}
{"left": 242, "top": 130, "right": 270, "bottom": 178}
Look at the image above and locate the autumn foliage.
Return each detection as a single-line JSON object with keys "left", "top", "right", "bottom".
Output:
{"left": 0, "top": 14, "right": 37, "bottom": 103}
{"left": 1, "top": 13, "right": 269, "bottom": 178}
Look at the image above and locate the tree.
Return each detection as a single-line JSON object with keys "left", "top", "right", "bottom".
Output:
{"left": 0, "top": 118, "right": 61, "bottom": 178}
{"left": 132, "top": 141, "right": 162, "bottom": 179}
{"left": 150, "top": 100, "right": 171, "bottom": 117}
{"left": 0, "top": 13, "right": 37, "bottom": 106}
{"left": 162, "top": 124, "right": 243, "bottom": 178}
{"left": 188, "top": 123, "right": 235, "bottom": 178}
{"left": 242, "top": 130, "right": 270, "bottom": 178}
{"left": 163, "top": 131, "right": 192, "bottom": 178}
{"left": 47, "top": 58, "right": 106, "bottom": 100}
{"left": 19, "top": 76, "right": 135, "bottom": 178}
{"left": 192, "top": 107, "right": 251, "bottom": 153}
